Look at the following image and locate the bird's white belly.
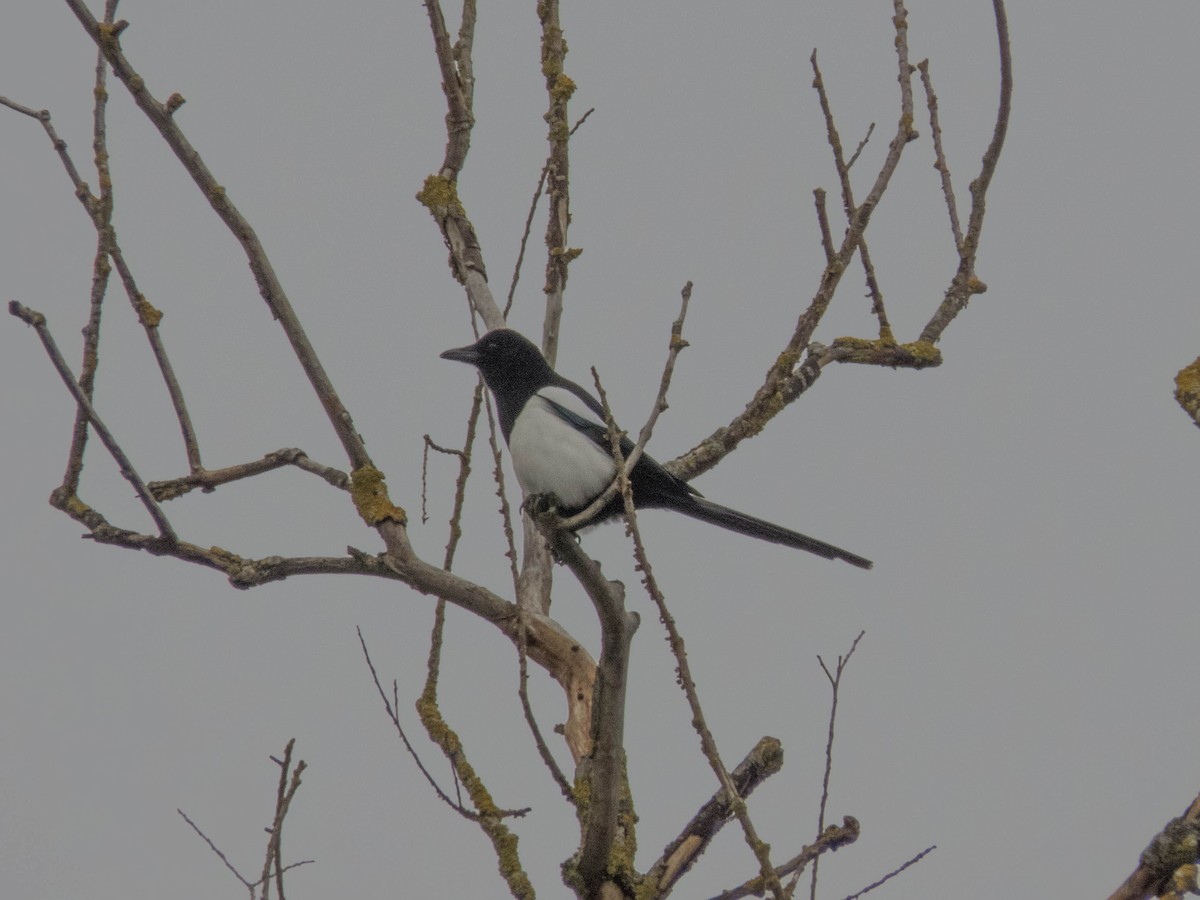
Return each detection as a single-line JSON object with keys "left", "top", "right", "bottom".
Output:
{"left": 509, "top": 398, "right": 616, "bottom": 508}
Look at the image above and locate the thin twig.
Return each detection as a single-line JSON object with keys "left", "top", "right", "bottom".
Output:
{"left": 809, "top": 51, "right": 891, "bottom": 339}
{"left": 62, "top": 0, "right": 118, "bottom": 495}
{"left": 536, "top": 0, "right": 574, "bottom": 365}
{"left": 557, "top": 281, "right": 693, "bottom": 531}
{"left": 4, "top": 23, "right": 204, "bottom": 477}
{"left": 809, "top": 631, "right": 866, "bottom": 900}
{"left": 177, "top": 808, "right": 255, "bottom": 891}
{"left": 813, "top": 189, "right": 836, "bottom": 265}
{"left": 505, "top": 108, "right": 592, "bottom": 319}
{"left": 149, "top": 449, "right": 348, "bottom": 501}
{"left": 588, "top": 373, "right": 784, "bottom": 900}
{"left": 918, "top": 0, "right": 1012, "bottom": 345}
{"left": 842, "top": 845, "right": 937, "bottom": 899}
{"left": 419, "top": 0, "right": 501, "bottom": 327}
{"left": 517, "top": 614, "right": 573, "bottom": 799}
{"left": 671, "top": 5, "right": 919, "bottom": 482}
{"left": 9, "top": 302, "right": 176, "bottom": 540}
{"left": 357, "top": 628, "right": 523, "bottom": 821}
{"left": 846, "top": 121, "right": 875, "bottom": 171}
{"left": 506, "top": 162, "right": 550, "bottom": 318}
{"left": 260, "top": 740, "right": 307, "bottom": 900}
{"left": 64, "top": 1, "right": 379, "bottom": 478}
{"left": 481, "top": 384, "right": 522, "bottom": 593}
{"left": 421, "top": 380, "right": 482, "bottom": 564}
{"left": 917, "top": 59, "right": 962, "bottom": 248}
{"left": 415, "top": 604, "right": 535, "bottom": 897}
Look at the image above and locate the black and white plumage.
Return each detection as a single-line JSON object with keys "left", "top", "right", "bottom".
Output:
{"left": 440, "top": 329, "right": 872, "bottom": 569}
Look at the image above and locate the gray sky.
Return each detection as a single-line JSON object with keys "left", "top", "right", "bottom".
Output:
{"left": 2, "top": 2, "right": 1197, "bottom": 898}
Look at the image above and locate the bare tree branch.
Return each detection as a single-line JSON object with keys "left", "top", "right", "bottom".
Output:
{"left": 415, "top": 603, "right": 536, "bottom": 898}
{"left": 1108, "top": 793, "right": 1200, "bottom": 900}
{"left": 530, "top": 508, "right": 638, "bottom": 897}
{"left": 807, "top": 631, "right": 866, "bottom": 899}
{"left": 559, "top": 282, "right": 693, "bottom": 531}
{"left": 916, "top": 59, "right": 963, "bottom": 249}
{"left": 150, "top": 449, "right": 348, "bottom": 501}
{"left": 918, "top": 0, "right": 1012, "bottom": 344}
{"left": 536, "top": 0, "right": 576, "bottom": 365}
{"left": 644, "top": 736, "right": 786, "bottom": 897}
{"left": 809, "top": 50, "right": 892, "bottom": 339}
{"left": 62, "top": 1, "right": 382, "bottom": 482}
{"left": 707, "top": 817, "right": 861, "bottom": 900}
{"left": 670, "top": 1, "right": 922, "bottom": 483}
{"left": 9, "top": 301, "right": 176, "bottom": 539}
{"left": 842, "top": 845, "right": 937, "bottom": 900}
{"left": 582, "top": 372, "right": 782, "bottom": 899}
{"left": 517, "top": 613, "right": 574, "bottom": 799}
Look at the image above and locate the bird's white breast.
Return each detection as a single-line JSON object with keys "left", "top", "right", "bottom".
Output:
{"left": 508, "top": 394, "right": 616, "bottom": 508}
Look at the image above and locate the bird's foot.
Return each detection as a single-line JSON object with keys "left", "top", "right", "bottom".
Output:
{"left": 523, "top": 493, "right": 582, "bottom": 564}
{"left": 522, "top": 492, "right": 561, "bottom": 521}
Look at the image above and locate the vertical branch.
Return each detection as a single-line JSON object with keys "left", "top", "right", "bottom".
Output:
{"left": 807, "top": 631, "right": 866, "bottom": 900}
{"left": 416, "top": 600, "right": 535, "bottom": 899}
{"left": 419, "top": 0, "right": 503, "bottom": 328}
{"left": 536, "top": 0, "right": 577, "bottom": 366}
{"left": 916, "top": 59, "right": 963, "bottom": 249}
{"left": 63, "top": 0, "right": 118, "bottom": 494}
{"left": 481, "top": 392, "right": 521, "bottom": 590}
{"left": 259, "top": 739, "right": 306, "bottom": 900}
{"left": 810, "top": 50, "right": 892, "bottom": 340}
{"left": 516, "top": 614, "right": 573, "bottom": 798}
{"left": 533, "top": 518, "right": 638, "bottom": 898}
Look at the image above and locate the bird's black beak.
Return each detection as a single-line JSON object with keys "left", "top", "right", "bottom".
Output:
{"left": 439, "top": 343, "right": 480, "bottom": 366}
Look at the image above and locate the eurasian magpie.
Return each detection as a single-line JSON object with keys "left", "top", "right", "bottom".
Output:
{"left": 440, "top": 328, "right": 872, "bottom": 569}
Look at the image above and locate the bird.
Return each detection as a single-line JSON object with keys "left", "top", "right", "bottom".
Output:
{"left": 440, "top": 328, "right": 872, "bottom": 569}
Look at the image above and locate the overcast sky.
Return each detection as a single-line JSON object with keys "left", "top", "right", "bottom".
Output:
{"left": 3, "top": 2, "right": 1198, "bottom": 898}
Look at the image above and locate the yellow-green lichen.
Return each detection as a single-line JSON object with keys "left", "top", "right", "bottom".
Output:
{"left": 416, "top": 691, "right": 533, "bottom": 898}
{"left": 831, "top": 336, "right": 887, "bottom": 352}
{"left": 899, "top": 339, "right": 941, "bottom": 364}
{"left": 62, "top": 494, "right": 93, "bottom": 518}
{"left": 551, "top": 73, "right": 576, "bottom": 101}
{"left": 415, "top": 174, "right": 464, "bottom": 219}
{"left": 135, "top": 295, "right": 163, "bottom": 328}
{"left": 549, "top": 246, "right": 582, "bottom": 263}
{"left": 349, "top": 465, "right": 407, "bottom": 526}
{"left": 830, "top": 335, "right": 942, "bottom": 369}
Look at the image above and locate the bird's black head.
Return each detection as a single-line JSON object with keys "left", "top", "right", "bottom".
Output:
{"left": 440, "top": 328, "right": 556, "bottom": 398}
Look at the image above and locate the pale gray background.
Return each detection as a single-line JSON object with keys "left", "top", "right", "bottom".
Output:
{"left": 2, "top": 2, "right": 1196, "bottom": 898}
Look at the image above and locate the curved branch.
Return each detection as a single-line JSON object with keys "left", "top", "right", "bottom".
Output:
{"left": 918, "top": 0, "right": 1012, "bottom": 345}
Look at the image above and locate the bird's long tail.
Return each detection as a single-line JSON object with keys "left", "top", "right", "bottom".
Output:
{"left": 681, "top": 496, "right": 873, "bottom": 569}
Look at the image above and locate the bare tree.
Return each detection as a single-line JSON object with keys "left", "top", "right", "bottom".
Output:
{"left": 3, "top": 1, "right": 1012, "bottom": 898}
